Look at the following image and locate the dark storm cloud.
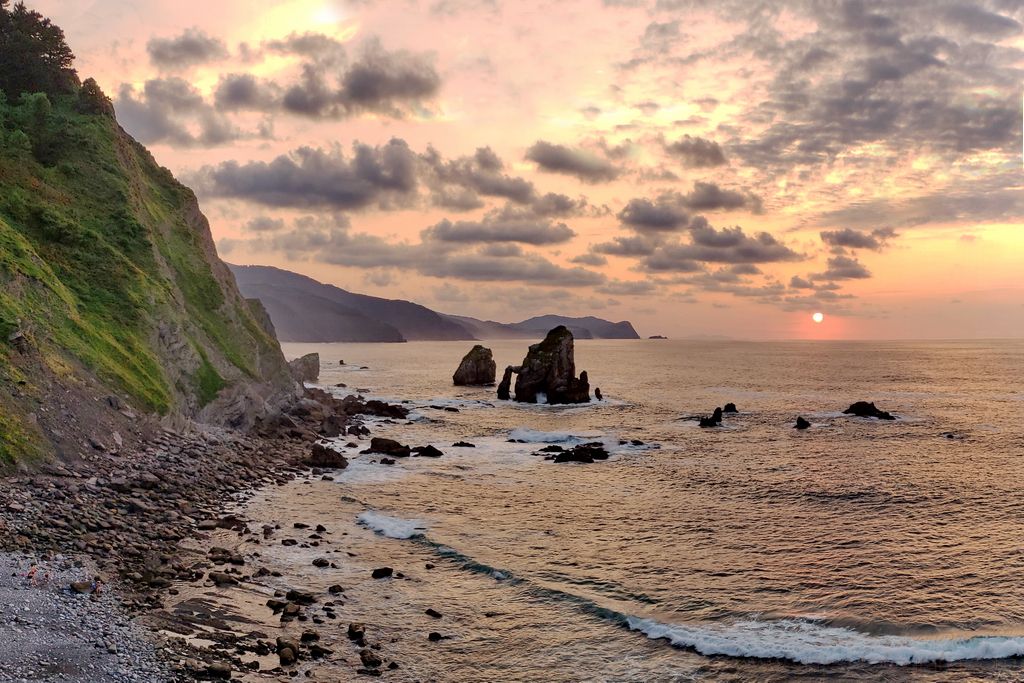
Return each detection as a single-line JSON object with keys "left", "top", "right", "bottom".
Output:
{"left": 147, "top": 28, "right": 228, "bottom": 69}
{"left": 664, "top": 135, "right": 727, "bottom": 167}
{"left": 192, "top": 140, "right": 419, "bottom": 209}
{"left": 617, "top": 196, "right": 689, "bottom": 232}
{"left": 422, "top": 213, "right": 576, "bottom": 245}
{"left": 525, "top": 141, "right": 620, "bottom": 183}
{"left": 114, "top": 78, "right": 239, "bottom": 147}
{"left": 819, "top": 227, "right": 897, "bottom": 250}
{"left": 812, "top": 255, "right": 872, "bottom": 280}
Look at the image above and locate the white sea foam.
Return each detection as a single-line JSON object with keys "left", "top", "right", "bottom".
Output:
{"left": 356, "top": 511, "right": 427, "bottom": 539}
{"left": 627, "top": 616, "right": 1024, "bottom": 665}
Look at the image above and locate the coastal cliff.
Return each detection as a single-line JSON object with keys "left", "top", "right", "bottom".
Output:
{"left": 0, "top": 68, "right": 296, "bottom": 465}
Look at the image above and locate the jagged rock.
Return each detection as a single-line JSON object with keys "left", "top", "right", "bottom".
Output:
{"left": 364, "top": 437, "right": 411, "bottom": 457}
{"left": 843, "top": 401, "right": 896, "bottom": 420}
{"left": 553, "top": 443, "right": 609, "bottom": 463}
{"left": 289, "top": 353, "right": 320, "bottom": 383}
{"left": 452, "top": 345, "right": 497, "bottom": 386}
{"left": 452, "top": 441, "right": 476, "bottom": 448}
{"left": 795, "top": 416, "right": 811, "bottom": 429}
{"left": 306, "top": 443, "right": 348, "bottom": 468}
{"left": 723, "top": 402, "right": 738, "bottom": 413}
{"left": 594, "top": 388, "right": 603, "bottom": 401}
{"left": 496, "top": 366, "right": 515, "bottom": 400}
{"left": 510, "top": 326, "right": 590, "bottom": 404}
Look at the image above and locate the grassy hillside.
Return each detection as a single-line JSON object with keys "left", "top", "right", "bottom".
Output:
{"left": 0, "top": 87, "right": 292, "bottom": 465}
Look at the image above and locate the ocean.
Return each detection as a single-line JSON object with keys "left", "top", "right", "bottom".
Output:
{"left": 253, "top": 339, "right": 1024, "bottom": 681}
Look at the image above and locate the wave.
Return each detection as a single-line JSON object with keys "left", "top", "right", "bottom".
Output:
{"left": 356, "top": 510, "right": 427, "bottom": 539}
{"left": 626, "top": 616, "right": 1024, "bottom": 665}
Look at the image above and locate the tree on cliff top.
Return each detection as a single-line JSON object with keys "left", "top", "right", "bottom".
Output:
{"left": 0, "top": 0, "right": 79, "bottom": 100}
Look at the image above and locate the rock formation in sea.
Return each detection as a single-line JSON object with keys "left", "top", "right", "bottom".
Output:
{"left": 452, "top": 345, "right": 497, "bottom": 386}
{"left": 496, "top": 366, "right": 515, "bottom": 400}
{"left": 501, "top": 326, "right": 591, "bottom": 404}
{"left": 699, "top": 407, "right": 724, "bottom": 428}
{"left": 843, "top": 401, "right": 896, "bottom": 420}
{"left": 289, "top": 353, "right": 321, "bottom": 383}
{"left": 723, "top": 402, "right": 738, "bottom": 413}
{"left": 795, "top": 416, "right": 811, "bottom": 429}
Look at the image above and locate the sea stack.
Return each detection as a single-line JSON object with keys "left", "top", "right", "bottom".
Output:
{"left": 510, "top": 326, "right": 591, "bottom": 404}
{"left": 452, "top": 345, "right": 497, "bottom": 386}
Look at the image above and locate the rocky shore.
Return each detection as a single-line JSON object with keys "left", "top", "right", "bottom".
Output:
{"left": 0, "top": 388, "right": 414, "bottom": 681}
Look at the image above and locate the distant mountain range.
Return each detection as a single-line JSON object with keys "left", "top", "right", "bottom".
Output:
{"left": 229, "top": 264, "right": 640, "bottom": 342}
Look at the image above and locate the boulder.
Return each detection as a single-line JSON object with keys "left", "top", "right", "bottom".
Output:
{"left": 510, "top": 326, "right": 591, "bottom": 404}
{"left": 412, "top": 445, "right": 444, "bottom": 458}
{"left": 365, "top": 437, "right": 411, "bottom": 457}
{"left": 496, "top": 366, "right": 515, "bottom": 400}
{"left": 723, "top": 402, "right": 738, "bottom": 413}
{"left": 452, "top": 345, "right": 497, "bottom": 386}
{"left": 843, "top": 401, "right": 896, "bottom": 420}
{"left": 794, "top": 416, "right": 811, "bottom": 429}
{"left": 306, "top": 443, "right": 348, "bottom": 468}
{"left": 289, "top": 353, "right": 320, "bottom": 383}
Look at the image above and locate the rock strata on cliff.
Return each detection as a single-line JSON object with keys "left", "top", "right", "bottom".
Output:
{"left": 452, "top": 345, "right": 496, "bottom": 386}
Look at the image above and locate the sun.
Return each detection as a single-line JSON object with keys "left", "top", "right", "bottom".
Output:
{"left": 812, "top": 312, "right": 824, "bottom": 324}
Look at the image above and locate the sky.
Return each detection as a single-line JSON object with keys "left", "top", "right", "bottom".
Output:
{"left": 32, "top": 0, "right": 1024, "bottom": 339}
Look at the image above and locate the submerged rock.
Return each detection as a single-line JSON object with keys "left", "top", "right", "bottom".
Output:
{"left": 843, "top": 401, "right": 896, "bottom": 420}
{"left": 794, "top": 416, "right": 811, "bottom": 430}
{"left": 289, "top": 353, "right": 320, "bottom": 383}
{"left": 452, "top": 345, "right": 497, "bottom": 386}
{"left": 412, "top": 445, "right": 444, "bottom": 458}
{"left": 699, "top": 407, "right": 723, "bottom": 428}
{"left": 553, "top": 443, "right": 609, "bottom": 463}
{"left": 510, "top": 326, "right": 591, "bottom": 404}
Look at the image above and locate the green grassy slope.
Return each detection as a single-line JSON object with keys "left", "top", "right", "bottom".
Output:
{"left": 0, "top": 89, "right": 292, "bottom": 464}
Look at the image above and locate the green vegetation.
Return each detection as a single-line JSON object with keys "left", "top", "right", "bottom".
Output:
{"left": 0, "top": 2, "right": 288, "bottom": 464}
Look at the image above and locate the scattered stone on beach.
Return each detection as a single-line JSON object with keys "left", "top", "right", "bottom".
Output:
{"left": 364, "top": 437, "right": 411, "bottom": 458}
{"left": 208, "top": 571, "right": 239, "bottom": 587}
{"left": 360, "top": 649, "right": 384, "bottom": 668}
{"left": 510, "top": 326, "right": 591, "bottom": 404}
{"left": 412, "top": 445, "right": 444, "bottom": 458}
{"left": 452, "top": 345, "right": 497, "bottom": 386}
{"left": 312, "top": 558, "right": 330, "bottom": 568}
{"left": 348, "top": 623, "right": 367, "bottom": 641}
{"left": 452, "top": 441, "right": 476, "bottom": 448}
{"left": 843, "top": 401, "right": 896, "bottom": 420}
{"left": 795, "top": 416, "right": 811, "bottom": 430}
{"left": 371, "top": 567, "right": 394, "bottom": 579}
{"left": 306, "top": 442, "right": 349, "bottom": 468}
{"left": 699, "top": 407, "right": 724, "bottom": 428}
{"left": 289, "top": 353, "right": 321, "bottom": 383}
{"left": 723, "top": 402, "right": 738, "bottom": 413}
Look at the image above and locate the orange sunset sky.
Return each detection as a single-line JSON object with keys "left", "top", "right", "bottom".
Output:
{"left": 32, "top": 0, "right": 1024, "bottom": 339}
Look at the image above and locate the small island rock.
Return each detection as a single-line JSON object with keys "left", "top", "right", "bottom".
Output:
{"left": 843, "top": 401, "right": 896, "bottom": 420}
{"left": 452, "top": 345, "right": 497, "bottom": 386}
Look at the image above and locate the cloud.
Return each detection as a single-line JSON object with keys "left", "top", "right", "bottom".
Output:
{"left": 570, "top": 252, "right": 608, "bottom": 266}
{"left": 244, "top": 216, "right": 285, "bottom": 232}
{"left": 597, "top": 280, "right": 657, "bottom": 295}
{"left": 593, "top": 234, "right": 661, "bottom": 256}
{"left": 114, "top": 78, "right": 239, "bottom": 146}
{"left": 812, "top": 255, "right": 872, "bottom": 280}
{"left": 525, "top": 141, "right": 620, "bottom": 183}
{"left": 789, "top": 275, "right": 814, "bottom": 289}
{"left": 640, "top": 221, "right": 802, "bottom": 271}
{"left": 664, "top": 135, "right": 727, "bottom": 167}
{"left": 618, "top": 196, "right": 690, "bottom": 232}
{"left": 422, "top": 212, "right": 576, "bottom": 245}
{"left": 147, "top": 28, "right": 228, "bottom": 69}
{"left": 944, "top": 4, "right": 1022, "bottom": 36}
{"left": 680, "top": 182, "right": 761, "bottom": 212}
{"left": 336, "top": 38, "right": 441, "bottom": 114}
{"left": 213, "top": 74, "right": 279, "bottom": 110}
{"left": 819, "top": 227, "right": 897, "bottom": 250}
{"left": 423, "top": 146, "right": 536, "bottom": 205}
{"left": 191, "top": 141, "right": 419, "bottom": 209}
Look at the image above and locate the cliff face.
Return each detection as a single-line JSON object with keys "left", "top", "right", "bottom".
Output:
{"left": 0, "top": 90, "right": 296, "bottom": 465}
